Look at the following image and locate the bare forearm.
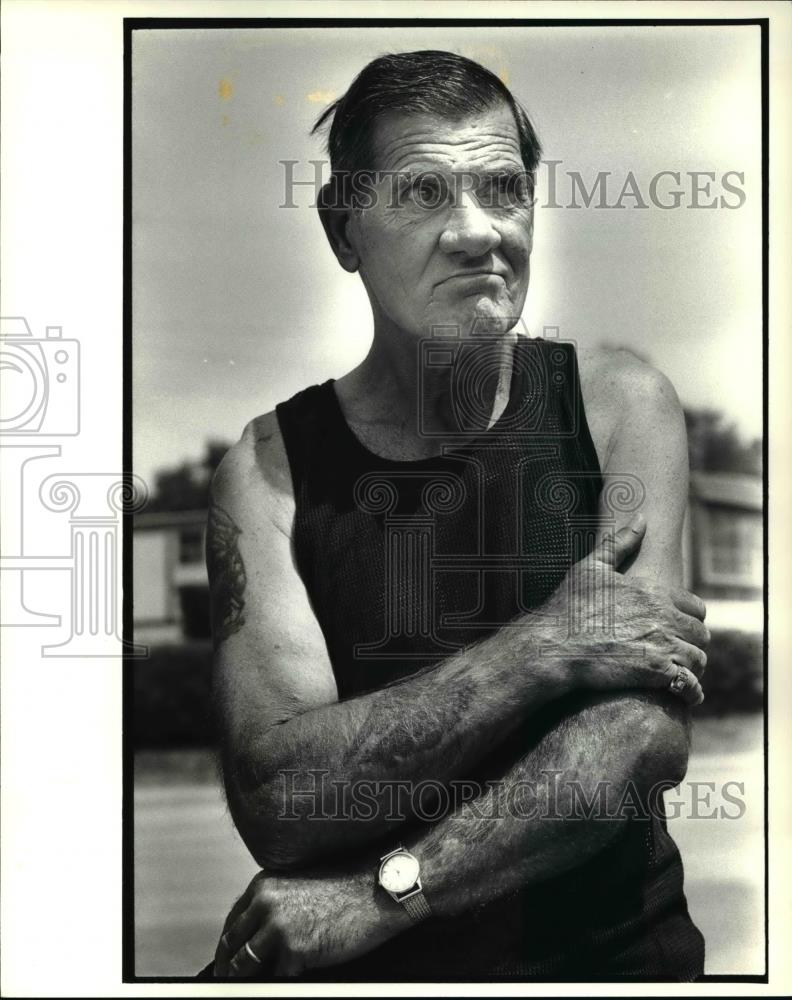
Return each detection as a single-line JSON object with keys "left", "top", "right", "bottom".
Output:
{"left": 403, "top": 691, "right": 691, "bottom": 918}
{"left": 223, "top": 517, "right": 705, "bottom": 871}
{"left": 225, "top": 628, "right": 572, "bottom": 867}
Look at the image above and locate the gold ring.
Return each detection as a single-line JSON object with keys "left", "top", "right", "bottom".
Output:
{"left": 244, "top": 941, "right": 262, "bottom": 964}
{"left": 669, "top": 667, "right": 687, "bottom": 694}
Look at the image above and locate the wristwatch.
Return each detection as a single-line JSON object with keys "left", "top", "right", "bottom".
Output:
{"left": 377, "top": 845, "right": 432, "bottom": 922}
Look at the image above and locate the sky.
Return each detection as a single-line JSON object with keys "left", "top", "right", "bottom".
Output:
{"left": 132, "top": 24, "right": 763, "bottom": 488}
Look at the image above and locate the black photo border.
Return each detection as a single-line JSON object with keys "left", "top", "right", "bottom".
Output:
{"left": 122, "top": 14, "right": 770, "bottom": 985}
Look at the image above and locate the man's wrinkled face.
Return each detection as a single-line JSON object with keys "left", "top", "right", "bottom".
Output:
{"left": 346, "top": 104, "right": 535, "bottom": 340}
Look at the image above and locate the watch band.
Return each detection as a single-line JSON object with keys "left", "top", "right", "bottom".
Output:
{"left": 378, "top": 846, "right": 432, "bottom": 923}
{"left": 401, "top": 888, "right": 432, "bottom": 923}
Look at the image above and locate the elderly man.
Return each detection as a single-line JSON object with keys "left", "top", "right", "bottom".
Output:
{"left": 203, "top": 50, "right": 708, "bottom": 981}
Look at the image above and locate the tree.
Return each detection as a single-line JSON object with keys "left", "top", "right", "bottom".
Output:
{"left": 146, "top": 439, "right": 231, "bottom": 513}
{"left": 684, "top": 409, "right": 762, "bottom": 476}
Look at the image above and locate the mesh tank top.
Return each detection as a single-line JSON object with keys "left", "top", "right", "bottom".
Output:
{"left": 273, "top": 335, "right": 704, "bottom": 981}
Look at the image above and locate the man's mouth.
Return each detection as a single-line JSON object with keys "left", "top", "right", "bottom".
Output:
{"left": 438, "top": 271, "right": 506, "bottom": 286}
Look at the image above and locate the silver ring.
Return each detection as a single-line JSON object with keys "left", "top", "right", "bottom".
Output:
{"left": 244, "top": 941, "right": 262, "bottom": 964}
{"left": 669, "top": 666, "right": 688, "bottom": 694}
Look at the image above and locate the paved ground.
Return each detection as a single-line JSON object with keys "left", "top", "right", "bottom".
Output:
{"left": 134, "top": 713, "right": 765, "bottom": 978}
{"left": 666, "top": 714, "right": 765, "bottom": 976}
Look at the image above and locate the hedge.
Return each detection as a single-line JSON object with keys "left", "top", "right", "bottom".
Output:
{"left": 132, "top": 641, "right": 214, "bottom": 748}
{"left": 696, "top": 628, "right": 763, "bottom": 716}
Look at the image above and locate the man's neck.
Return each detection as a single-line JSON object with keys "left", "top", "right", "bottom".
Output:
{"left": 336, "top": 327, "right": 519, "bottom": 454}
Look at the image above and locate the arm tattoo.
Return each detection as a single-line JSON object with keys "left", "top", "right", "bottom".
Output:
{"left": 206, "top": 503, "right": 247, "bottom": 647}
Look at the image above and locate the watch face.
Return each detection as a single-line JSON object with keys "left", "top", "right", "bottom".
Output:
{"left": 380, "top": 852, "right": 420, "bottom": 894}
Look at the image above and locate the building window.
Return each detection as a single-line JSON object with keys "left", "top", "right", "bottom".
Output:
{"left": 701, "top": 507, "right": 762, "bottom": 589}
{"left": 179, "top": 527, "right": 205, "bottom": 565}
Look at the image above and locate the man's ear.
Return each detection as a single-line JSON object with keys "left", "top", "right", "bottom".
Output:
{"left": 317, "top": 181, "right": 360, "bottom": 273}
{"left": 527, "top": 206, "right": 534, "bottom": 255}
{"left": 526, "top": 175, "right": 537, "bottom": 254}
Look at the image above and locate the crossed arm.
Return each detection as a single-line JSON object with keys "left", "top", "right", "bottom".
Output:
{"left": 209, "top": 356, "right": 707, "bottom": 975}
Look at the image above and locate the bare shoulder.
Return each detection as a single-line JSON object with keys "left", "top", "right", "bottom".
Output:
{"left": 209, "top": 410, "right": 294, "bottom": 537}
{"left": 576, "top": 344, "right": 682, "bottom": 415}
{"left": 575, "top": 345, "right": 685, "bottom": 470}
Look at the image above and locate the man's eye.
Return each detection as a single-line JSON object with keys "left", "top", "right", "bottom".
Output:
{"left": 482, "top": 174, "right": 532, "bottom": 208}
{"left": 511, "top": 175, "right": 533, "bottom": 203}
{"left": 410, "top": 175, "right": 447, "bottom": 208}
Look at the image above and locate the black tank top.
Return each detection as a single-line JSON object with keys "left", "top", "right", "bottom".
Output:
{"left": 274, "top": 336, "right": 704, "bottom": 981}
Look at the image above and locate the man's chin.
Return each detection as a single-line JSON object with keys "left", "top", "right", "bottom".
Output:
{"left": 427, "top": 300, "right": 519, "bottom": 339}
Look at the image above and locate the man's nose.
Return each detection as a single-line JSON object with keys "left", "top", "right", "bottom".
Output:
{"left": 439, "top": 192, "right": 501, "bottom": 257}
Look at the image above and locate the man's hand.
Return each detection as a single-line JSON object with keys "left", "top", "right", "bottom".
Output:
{"left": 213, "top": 866, "right": 407, "bottom": 978}
{"left": 533, "top": 512, "right": 709, "bottom": 705}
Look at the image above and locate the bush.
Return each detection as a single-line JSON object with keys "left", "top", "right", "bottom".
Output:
{"left": 133, "top": 641, "right": 214, "bottom": 748}
{"left": 697, "top": 628, "right": 763, "bottom": 716}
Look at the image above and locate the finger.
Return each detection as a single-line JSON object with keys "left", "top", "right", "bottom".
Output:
{"left": 669, "top": 638, "right": 708, "bottom": 679}
{"left": 215, "top": 929, "right": 236, "bottom": 977}
{"left": 665, "top": 663, "right": 704, "bottom": 706}
{"left": 670, "top": 609, "right": 711, "bottom": 650}
{"left": 215, "top": 904, "right": 260, "bottom": 978}
{"left": 669, "top": 587, "right": 707, "bottom": 622}
{"left": 221, "top": 885, "right": 255, "bottom": 937}
{"left": 228, "top": 925, "right": 279, "bottom": 979}
{"left": 592, "top": 514, "right": 646, "bottom": 568}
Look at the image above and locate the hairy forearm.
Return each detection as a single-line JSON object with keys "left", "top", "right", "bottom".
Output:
{"left": 215, "top": 690, "right": 694, "bottom": 975}
{"left": 224, "top": 629, "right": 573, "bottom": 868}
{"left": 402, "top": 690, "right": 691, "bottom": 918}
